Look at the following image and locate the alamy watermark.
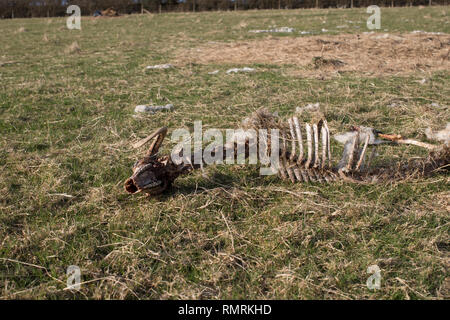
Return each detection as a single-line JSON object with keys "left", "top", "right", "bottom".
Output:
{"left": 66, "top": 265, "right": 81, "bottom": 290}
{"left": 170, "top": 121, "right": 280, "bottom": 176}
{"left": 366, "top": 5, "right": 381, "bottom": 30}
{"left": 66, "top": 5, "right": 81, "bottom": 30}
{"left": 366, "top": 265, "right": 381, "bottom": 290}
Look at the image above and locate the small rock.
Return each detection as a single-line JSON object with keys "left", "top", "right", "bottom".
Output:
{"left": 296, "top": 103, "right": 320, "bottom": 113}
{"left": 249, "top": 27, "right": 294, "bottom": 33}
{"left": 411, "top": 30, "right": 445, "bottom": 35}
{"left": 134, "top": 104, "right": 174, "bottom": 114}
{"left": 417, "top": 78, "right": 427, "bottom": 85}
{"left": 271, "top": 27, "right": 294, "bottom": 33}
{"left": 146, "top": 64, "right": 173, "bottom": 70}
{"left": 226, "top": 67, "right": 255, "bottom": 74}
{"left": 430, "top": 102, "right": 441, "bottom": 108}
{"left": 208, "top": 70, "right": 219, "bottom": 75}
{"left": 425, "top": 123, "right": 450, "bottom": 145}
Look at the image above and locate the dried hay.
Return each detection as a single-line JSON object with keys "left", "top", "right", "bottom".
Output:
{"left": 177, "top": 33, "right": 450, "bottom": 77}
{"left": 65, "top": 41, "right": 81, "bottom": 54}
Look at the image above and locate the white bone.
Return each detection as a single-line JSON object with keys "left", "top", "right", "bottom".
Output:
{"left": 305, "top": 123, "right": 313, "bottom": 168}
{"left": 293, "top": 167, "right": 303, "bottom": 182}
{"left": 286, "top": 165, "right": 296, "bottom": 183}
{"left": 293, "top": 117, "right": 303, "bottom": 164}
{"left": 345, "top": 131, "right": 359, "bottom": 172}
{"left": 281, "top": 132, "right": 287, "bottom": 159}
{"left": 313, "top": 124, "right": 320, "bottom": 168}
{"left": 355, "top": 134, "right": 370, "bottom": 171}
{"left": 323, "top": 120, "right": 331, "bottom": 168}
{"left": 288, "top": 118, "right": 296, "bottom": 162}
{"left": 133, "top": 126, "right": 168, "bottom": 151}
{"left": 279, "top": 133, "right": 288, "bottom": 179}
{"left": 278, "top": 161, "right": 288, "bottom": 180}
{"left": 300, "top": 169, "right": 309, "bottom": 182}
{"left": 321, "top": 126, "right": 327, "bottom": 169}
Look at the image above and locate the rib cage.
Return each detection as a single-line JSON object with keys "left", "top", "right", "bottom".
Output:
{"left": 126, "top": 108, "right": 449, "bottom": 196}
{"left": 248, "top": 111, "right": 373, "bottom": 184}
{"left": 277, "top": 117, "right": 336, "bottom": 183}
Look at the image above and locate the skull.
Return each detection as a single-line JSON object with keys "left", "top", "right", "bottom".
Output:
{"left": 124, "top": 127, "right": 177, "bottom": 196}
{"left": 124, "top": 156, "right": 170, "bottom": 195}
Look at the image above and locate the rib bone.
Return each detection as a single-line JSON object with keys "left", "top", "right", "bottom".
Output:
{"left": 355, "top": 134, "right": 370, "bottom": 171}
{"left": 321, "top": 125, "right": 327, "bottom": 169}
{"left": 293, "top": 117, "right": 304, "bottom": 164}
{"left": 305, "top": 123, "right": 313, "bottom": 168}
{"left": 313, "top": 123, "right": 320, "bottom": 168}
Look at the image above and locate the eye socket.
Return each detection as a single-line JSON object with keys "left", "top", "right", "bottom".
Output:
{"left": 124, "top": 178, "right": 138, "bottom": 194}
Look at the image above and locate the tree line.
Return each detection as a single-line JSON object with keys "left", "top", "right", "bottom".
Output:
{"left": 0, "top": 0, "right": 447, "bottom": 18}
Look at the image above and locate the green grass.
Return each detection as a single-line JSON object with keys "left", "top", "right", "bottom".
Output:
{"left": 0, "top": 7, "right": 449, "bottom": 299}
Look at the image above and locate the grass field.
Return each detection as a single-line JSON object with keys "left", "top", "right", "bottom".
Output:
{"left": 0, "top": 6, "right": 449, "bottom": 299}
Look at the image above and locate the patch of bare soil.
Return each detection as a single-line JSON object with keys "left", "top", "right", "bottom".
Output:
{"left": 177, "top": 33, "right": 450, "bottom": 77}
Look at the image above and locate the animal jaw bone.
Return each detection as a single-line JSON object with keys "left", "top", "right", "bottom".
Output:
{"left": 125, "top": 109, "right": 449, "bottom": 197}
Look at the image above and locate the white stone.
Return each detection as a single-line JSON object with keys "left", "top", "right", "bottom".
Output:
{"left": 134, "top": 104, "right": 174, "bottom": 114}
{"left": 226, "top": 67, "right": 255, "bottom": 74}
{"left": 146, "top": 64, "right": 173, "bottom": 70}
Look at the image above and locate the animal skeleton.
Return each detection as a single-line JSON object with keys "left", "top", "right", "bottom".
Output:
{"left": 125, "top": 109, "right": 449, "bottom": 197}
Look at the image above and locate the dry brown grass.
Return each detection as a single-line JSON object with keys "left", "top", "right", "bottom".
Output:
{"left": 65, "top": 41, "right": 81, "bottom": 54}
{"left": 177, "top": 33, "right": 450, "bottom": 77}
